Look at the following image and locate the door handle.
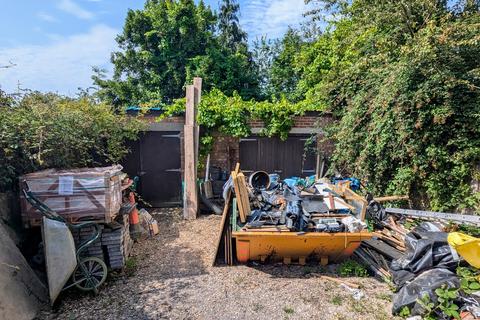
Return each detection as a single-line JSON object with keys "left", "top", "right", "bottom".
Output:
{"left": 165, "top": 168, "right": 182, "bottom": 172}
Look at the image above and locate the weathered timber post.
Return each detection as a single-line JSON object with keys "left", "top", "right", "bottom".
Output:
{"left": 183, "top": 78, "right": 202, "bottom": 219}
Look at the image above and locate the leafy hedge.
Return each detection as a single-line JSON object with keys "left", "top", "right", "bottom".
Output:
{"left": 0, "top": 92, "right": 144, "bottom": 191}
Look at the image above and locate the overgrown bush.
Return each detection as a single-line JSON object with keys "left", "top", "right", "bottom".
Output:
{"left": 299, "top": 1, "right": 480, "bottom": 212}
{"left": 0, "top": 91, "right": 144, "bottom": 191}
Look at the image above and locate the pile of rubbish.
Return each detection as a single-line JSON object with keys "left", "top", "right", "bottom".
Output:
{"left": 214, "top": 164, "right": 480, "bottom": 319}
{"left": 223, "top": 169, "right": 368, "bottom": 233}
{"left": 20, "top": 165, "right": 159, "bottom": 304}
{"left": 359, "top": 202, "right": 480, "bottom": 319}
{"left": 213, "top": 164, "right": 374, "bottom": 267}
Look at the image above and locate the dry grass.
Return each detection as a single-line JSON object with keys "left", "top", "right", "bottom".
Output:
{"left": 38, "top": 208, "right": 398, "bottom": 320}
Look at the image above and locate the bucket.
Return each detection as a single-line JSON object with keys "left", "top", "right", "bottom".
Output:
{"left": 248, "top": 171, "right": 270, "bottom": 189}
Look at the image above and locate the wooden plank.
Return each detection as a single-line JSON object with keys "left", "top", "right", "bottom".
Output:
{"left": 185, "top": 85, "right": 195, "bottom": 126}
{"left": 236, "top": 172, "right": 251, "bottom": 217}
{"left": 363, "top": 239, "right": 404, "bottom": 260}
{"left": 183, "top": 124, "right": 198, "bottom": 219}
{"left": 232, "top": 170, "right": 251, "bottom": 223}
{"left": 183, "top": 83, "right": 198, "bottom": 220}
{"left": 212, "top": 190, "right": 232, "bottom": 266}
{"left": 193, "top": 78, "right": 202, "bottom": 166}
{"left": 374, "top": 195, "right": 409, "bottom": 202}
{"left": 319, "top": 276, "right": 360, "bottom": 289}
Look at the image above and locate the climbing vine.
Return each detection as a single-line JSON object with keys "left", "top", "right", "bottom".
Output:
{"left": 157, "top": 88, "right": 321, "bottom": 151}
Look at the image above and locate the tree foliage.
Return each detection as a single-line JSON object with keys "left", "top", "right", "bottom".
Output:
{"left": 217, "top": 0, "right": 247, "bottom": 52}
{"left": 0, "top": 91, "right": 144, "bottom": 191}
{"left": 296, "top": 0, "right": 480, "bottom": 211}
{"left": 94, "top": 0, "right": 259, "bottom": 106}
{"left": 253, "top": 28, "right": 306, "bottom": 101}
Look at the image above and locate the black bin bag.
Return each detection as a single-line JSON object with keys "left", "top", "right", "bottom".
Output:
{"left": 392, "top": 268, "right": 460, "bottom": 316}
{"left": 391, "top": 229, "right": 459, "bottom": 287}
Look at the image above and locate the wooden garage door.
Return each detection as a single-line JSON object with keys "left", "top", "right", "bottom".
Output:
{"left": 239, "top": 135, "right": 316, "bottom": 178}
{"left": 122, "top": 131, "right": 182, "bottom": 207}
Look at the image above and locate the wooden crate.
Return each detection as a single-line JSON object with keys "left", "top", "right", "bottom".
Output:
{"left": 20, "top": 165, "right": 123, "bottom": 228}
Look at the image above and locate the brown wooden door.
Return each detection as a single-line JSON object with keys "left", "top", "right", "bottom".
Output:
{"left": 122, "top": 131, "right": 182, "bottom": 207}
{"left": 239, "top": 135, "right": 316, "bottom": 178}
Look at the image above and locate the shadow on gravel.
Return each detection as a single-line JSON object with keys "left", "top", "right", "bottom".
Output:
{"left": 137, "top": 207, "right": 209, "bottom": 280}
{"left": 247, "top": 262, "right": 333, "bottom": 279}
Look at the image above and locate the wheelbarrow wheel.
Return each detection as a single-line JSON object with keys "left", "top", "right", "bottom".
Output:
{"left": 72, "top": 257, "right": 108, "bottom": 292}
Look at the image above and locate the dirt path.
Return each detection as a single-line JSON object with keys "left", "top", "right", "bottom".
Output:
{"left": 38, "top": 208, "right": 397, "bottom": 320}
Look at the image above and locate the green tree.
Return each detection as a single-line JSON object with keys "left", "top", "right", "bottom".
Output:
{"left": 268, "top": 28, "right": 304, "bottom": 102}
{"left": 252, "top": 28, "right": 305, "bottom": 101}
{"left": 93, "top": 0, "right": 259, "bottom": 105}
{"left": 189, "top": 0, "right": 258, "bottom": 99}
{"left": 217, "top": 0, "right": 247, "bottom": 52}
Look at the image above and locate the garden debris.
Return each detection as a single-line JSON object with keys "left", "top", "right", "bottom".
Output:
{"left": 319, "top": 275, "right": 360, "bottom": 289}
{"left": 139, "top": 208, "right": 160, "bottom": 237}
{"left": 354, "top": 199, "right": 480, "bottom": 318}
{"left": 448, "top": 232, "right": 480, "bottom": 268}
{"left": 339, "top": 283, "right": 365, "bottom": 301}
{"left": 392, "top": 268, "right": 460, "bottom": 315}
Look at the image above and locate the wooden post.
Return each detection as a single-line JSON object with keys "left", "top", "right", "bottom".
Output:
{"left": 193, "top": 77, "right": 202, "bottom": 165}
{"left": 184, "top": 84, "right": 198, "bottom": 219}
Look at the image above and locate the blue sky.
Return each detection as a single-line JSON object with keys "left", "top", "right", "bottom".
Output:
{"left": 0, "top": 0, "right": 310, "bottom": 95}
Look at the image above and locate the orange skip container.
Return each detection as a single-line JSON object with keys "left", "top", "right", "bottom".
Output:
{"left": 233, "top": 231, "right": 372, "bottom": 264}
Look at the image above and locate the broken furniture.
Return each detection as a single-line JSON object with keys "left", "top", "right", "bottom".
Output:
{"left": 23, "top": 186, "right": 108, "bottom": 305}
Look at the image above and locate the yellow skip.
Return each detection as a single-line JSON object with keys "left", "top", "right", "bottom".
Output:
{"left": 448, "top": 232, "right": 480, "bottom": 269}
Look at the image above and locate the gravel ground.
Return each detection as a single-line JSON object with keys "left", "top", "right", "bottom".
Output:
{"left": 37, "top": 208, "right": 398, "bottom": 320}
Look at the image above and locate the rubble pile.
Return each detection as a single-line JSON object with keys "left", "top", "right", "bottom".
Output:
{"left": 359, "top": 200, "right": 480, "bottom": 319}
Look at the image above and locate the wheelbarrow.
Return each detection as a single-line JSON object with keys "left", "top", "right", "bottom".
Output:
{"left": 23, "top": 183, "right": 108, "bottom": 305}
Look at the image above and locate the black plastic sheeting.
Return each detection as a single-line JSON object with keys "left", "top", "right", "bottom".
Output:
{"left": 365, "top": 199, "right": 388, "bottom": 228}
{"left": 391, "top": 223, "right": 461, "bottom": 316}
{"left": 392, "top": 268, "right": 460, "bottom": 315}
{"left": 391, "top": 230, "right": 459, "bottom": 287}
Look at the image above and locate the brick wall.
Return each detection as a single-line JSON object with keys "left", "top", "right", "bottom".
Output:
{"left": 247, "top": 115, "right": 322, "bottom": 128}
{"left": 139, "top": 114, "right": 185, "bottom": 124}
{"left": 208, "top": 133, "right": 239, "bottom": 173}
